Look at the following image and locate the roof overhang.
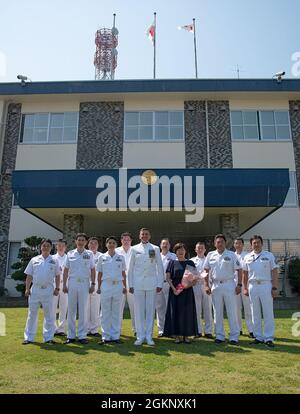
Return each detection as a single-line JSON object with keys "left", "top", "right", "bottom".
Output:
{"left": 1, "top": 78, "right": 300, "bottom": 98}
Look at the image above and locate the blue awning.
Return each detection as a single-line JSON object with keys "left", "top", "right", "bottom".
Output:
{"left": 12, "top": 168, "right": 289, "bottom": 209}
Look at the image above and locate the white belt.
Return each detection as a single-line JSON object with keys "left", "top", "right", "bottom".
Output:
{"left": 103, "top": 280, "right": 121, "bottom": 285}
{"left": 34, "top": 285, "right": 50, "bottom": 289}
{"left": 213, "top": 279, "right": 233, "bottom": 284}
{"left": 71, "top": 277, "right": 89, "bottom": 283}
{"left": 249, "top": 280, "right": 270, "bottom": 285}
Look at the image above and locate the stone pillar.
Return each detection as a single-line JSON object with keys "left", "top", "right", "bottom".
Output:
{"left": 220, "top": 213, "right": 239, "bottom": 249}
{"left": 289, "top": 101, "right": 300, "bottom": 201}
{"left": 63, "top": 214, "right": 84, "bottom": 250}
{"left": 184, "top": 100, "right": 208, "bottom": 168}
{"left": 76, "top": 101, "right": 124, "bottom": 169}
{"left": 0, "top": 103, "right": 22, "bottom": 290}
{"left": 208, "top": 101, "right": 233, "bottom": 168}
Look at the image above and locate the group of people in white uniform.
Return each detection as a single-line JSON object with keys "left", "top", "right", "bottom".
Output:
{"left": 22, "top": 228, "right": 279, "bottom": 348}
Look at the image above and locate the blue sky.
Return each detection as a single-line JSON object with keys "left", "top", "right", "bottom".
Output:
{"left": 0, "top": 0, "right": 299, "bottom": 82}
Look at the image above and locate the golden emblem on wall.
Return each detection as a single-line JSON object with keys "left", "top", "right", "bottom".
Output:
{"left": 141, "top": 170, "right": 158, "bottom": 185}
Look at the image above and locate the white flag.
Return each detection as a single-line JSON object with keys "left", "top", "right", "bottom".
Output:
{"left": 178, "top": 23, "right": 194, "bottom": 32}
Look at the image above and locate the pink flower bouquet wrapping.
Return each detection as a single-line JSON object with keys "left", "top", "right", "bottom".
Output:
{"left": 175, "top": 265, "right": 200, "bottom": 295}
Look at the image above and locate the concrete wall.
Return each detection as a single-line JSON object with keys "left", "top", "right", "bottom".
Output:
{"left": 15, "top": 144, "right": 77, "bottom": 170}
{"left": 232, "top": 142, "right": 296, "bottom": 169}
{"left": 243, "top": 207, "right": 300, "bottom": 239}
{"left": 8, "top": 208, "right": 62, "bottom": 241}
{"left": 123, "top": 142, "right": 185, "bottom": 168}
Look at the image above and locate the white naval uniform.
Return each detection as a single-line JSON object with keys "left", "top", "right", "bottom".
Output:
{"left": 204, "top": 249, "right": 241, "bottom": 342}
{"left": 234, "top": 251, "right": 253, "bottom": 334}
{"left": 191, "top": 255, "right": 213, "bottom": 335}
{"left": 243, "top": 250, "right": 278, "bottom": 342}
{"left": 97, "top": 252, "right": 126, "bottom": 341}
{"left": 155, "top": 251, "right": 177, "bottom": 335}
{"left": 24, "top": 255, "right": 60, "bottom": 343}
{"left": 86, "top": 251, "right": 103, "bottom": 334}
{"left": 128, "top": 242, "right": 164, "bottom": 342}
{"left": 65, "top": 249, "right": 95, "bottom": 340}
{"left": 51, "top": 253, "right": 68, "bottom": 334}
{"left": 116, "top": 246, "right": 136, "bottom": 334}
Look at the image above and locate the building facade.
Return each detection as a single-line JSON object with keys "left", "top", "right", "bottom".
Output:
{"left": 0, "top": 79, "right": 299, "bottom": 296}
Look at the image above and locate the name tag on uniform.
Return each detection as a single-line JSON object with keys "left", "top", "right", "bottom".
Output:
{"left": 223, "top": 256, "right": 231, "bottom": 262}
{"left": 116, "top": 257, "right": 122, "bottom": 262}
{"left": 83, "top": 254, "right": 90, "bottom": 260}
{"left": 49, "top": 259, "right": 56, "bottom": 265}
{"left": 261, "top": 257, "right": 269, "bottom": 261}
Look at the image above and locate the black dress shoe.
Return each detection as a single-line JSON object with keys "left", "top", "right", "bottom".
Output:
{"left": 158, "top": 333, "right": 164, "bottom": 337}
{"left": 64, "top": 338, "right": 76, "bottom": 344}
{"left": 54, "top": 332, "right": 65, "bottom": 337}
{"left": 240, "top": 331, "right": 243, "bottom": 336}
{"left": 99, "top": 339, "right": 109, "bottom": 345}
{"left": 112, "top": 339, "right": 123, "bottom": 344}
{"left": 45, "top": 340, "right": 56, "bottom": 345}
{"left": 249, "top": 332, "right": 255, "bottom": 338}
{"left": 265, "top": 341, "right": 275, "bottom": 348}
{"left": 22, "top": 340, "right": 33, "bottom": 345}
{"left": 214, "top": 339, "right": 225, "bottom": 344}
{"left": 87, "top": 332, "right": 93, "bottom": 337}
{"left": 194, "top": 334, "right": 202, "bottom": 338}
{"left": 204, "top": 334, "right": 214, "bottom": 339}
{"left": 78, "top": 339, "right": 88, "bottom": 345}
{"left": 229, "top": 340, "right": 238, "bottom": 345}
{"left": 91, "top": 333, "right": 101, "bottom": 337}
{"left": 250, "top": 339, "right": 264, "bottom": 345}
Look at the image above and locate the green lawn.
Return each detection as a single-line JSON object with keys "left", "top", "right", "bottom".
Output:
{"left": 0, "top": 308, "right": 299, "bottom": 394}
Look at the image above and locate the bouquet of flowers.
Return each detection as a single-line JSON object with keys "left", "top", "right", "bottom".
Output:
{"left": 175, "top": 265, "right": 200, "bottom": 295}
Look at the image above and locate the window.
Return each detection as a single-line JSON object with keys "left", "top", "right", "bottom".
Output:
{"left": 124, "top": 111, "right": 184, "bottom": 141}
{"left": 231, "top": 111, "right": 259, "bottom": 140}
{"left": 284, "top": 172, "right": 298, "bottom": 207}
{"left": 231, "top": 110, "right": 291, "bottom": 141}
{"left": 20, "top": 112, "right": 79, "bottom": 144}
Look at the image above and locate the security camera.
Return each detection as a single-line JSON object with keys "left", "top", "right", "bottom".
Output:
{"left": 273, "top": 71, "right": 286, "bottom": 83}
{"left": 17, "top": 75, "right": 28, "bottom": 81}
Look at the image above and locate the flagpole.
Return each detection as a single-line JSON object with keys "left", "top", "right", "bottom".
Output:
{"left": 193, "top": 18, "right": 198, "bottom": 78}
{"left": 153, "top": 12, "right": 157, "bottom": 79}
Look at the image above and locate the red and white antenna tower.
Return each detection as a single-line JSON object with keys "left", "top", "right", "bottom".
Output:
{"left": 94, "top": 13, "right": 118, "bottom": 80}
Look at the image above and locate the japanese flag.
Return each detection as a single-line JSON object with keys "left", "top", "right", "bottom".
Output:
{"left": 147, "top": 23, "right": 155, "bottom": 42}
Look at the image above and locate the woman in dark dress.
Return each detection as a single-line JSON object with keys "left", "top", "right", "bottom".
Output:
{"left": 163, "top": 243, "right": 199, "bottom": 344}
